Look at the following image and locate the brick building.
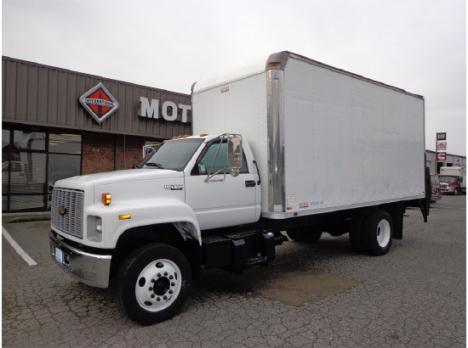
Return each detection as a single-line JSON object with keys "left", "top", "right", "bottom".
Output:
{"left": 2, "top": 57, "right": 192, "bottom": 212}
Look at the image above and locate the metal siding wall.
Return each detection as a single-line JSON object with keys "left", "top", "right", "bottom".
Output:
{"left": 4, "top": 60, "right": 16, "bottom": 120}
{"left": 26, "top": 64, "right": 38, "bottom": 123}
{"left": 2, "top": 57, "right": 191, "bottom": 140}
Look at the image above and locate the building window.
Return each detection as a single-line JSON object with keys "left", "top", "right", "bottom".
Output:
{"left": 2, "top": 127, "right": 82, "bottom": 212}
{"left": 49, "top": 133, "right": 81, "bottom": 154}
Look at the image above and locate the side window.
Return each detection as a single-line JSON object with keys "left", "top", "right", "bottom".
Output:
{"left": 194, "top": 141, "right": 248, "bottom": 175}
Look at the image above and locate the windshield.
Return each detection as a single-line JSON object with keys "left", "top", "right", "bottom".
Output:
{"left": 140, "top": 138, "right": 203, "bottom": 171}
{"left": 439, "top": 176, "right": 458, "bottom": 184}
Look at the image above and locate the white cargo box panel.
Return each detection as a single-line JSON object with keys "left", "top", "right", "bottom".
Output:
{"left": 192, "top": 51, "right": 425, "bottom": 219}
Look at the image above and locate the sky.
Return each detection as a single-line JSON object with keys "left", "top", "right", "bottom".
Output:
{"left": 2, "top": 0, "right": 466, "bottom": 155}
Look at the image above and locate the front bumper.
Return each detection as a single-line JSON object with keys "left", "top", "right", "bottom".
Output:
{"left": 49, "top": 234, "right": 112, "bottom": 288}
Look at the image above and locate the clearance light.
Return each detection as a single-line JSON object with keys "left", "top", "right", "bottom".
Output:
{"left": 267, "top": 62, "right": 281, "bottom": 70}
{"left": 119, "top": 214, "right": 132, "bottom": 220}
{"left": 101, "top": 193, "right": 112, "bottom": 206}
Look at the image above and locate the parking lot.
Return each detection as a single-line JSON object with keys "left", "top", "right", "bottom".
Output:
{"left": 2, "top": 196, "right": 465, "bottom": 347}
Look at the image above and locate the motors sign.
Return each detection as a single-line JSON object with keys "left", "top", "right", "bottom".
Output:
{"left": 138, "top": 97, "right": 191, "bottom": 123}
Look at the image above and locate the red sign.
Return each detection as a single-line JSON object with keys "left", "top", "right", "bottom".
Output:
{"left": 79, "top": 83, "right": 119, "bottom": 124}
{"left": 437, "top": 152, "right": 446, "bottom": 162}
{"left": 436, "top": 140, "right": 447, "bottom": 152}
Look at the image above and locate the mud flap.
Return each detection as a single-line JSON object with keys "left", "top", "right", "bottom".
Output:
{"left": 419, "top": 167, "right": 431, "bottom": 222}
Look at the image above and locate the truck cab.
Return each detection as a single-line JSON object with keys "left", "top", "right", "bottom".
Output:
{"left": 50, "top": 134, "right": 268, "bottom": 324}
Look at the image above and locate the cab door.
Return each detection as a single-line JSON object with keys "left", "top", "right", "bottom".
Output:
{"left": 185, "top": 139, "right": 258, "bottom": 230}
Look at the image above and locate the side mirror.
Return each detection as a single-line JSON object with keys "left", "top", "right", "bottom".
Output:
{"left": 227, "top": 134, "right": 242, "bottom": 177}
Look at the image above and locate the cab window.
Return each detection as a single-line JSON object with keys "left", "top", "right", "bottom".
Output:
{"left": 193, "top": 141, "right": 248, "bottom": 175}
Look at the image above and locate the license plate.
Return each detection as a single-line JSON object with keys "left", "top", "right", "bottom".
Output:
{"left": 54, "top": 247, "right": 63, "bottom": 264}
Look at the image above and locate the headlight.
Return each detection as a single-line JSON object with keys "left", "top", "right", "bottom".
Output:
{"left": 87, "top": 216, "right": 102, "bottom": 242}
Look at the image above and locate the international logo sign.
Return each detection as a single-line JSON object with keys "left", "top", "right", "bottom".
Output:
{"left": 79, "top": 82, "right": 119, "bottom": 124}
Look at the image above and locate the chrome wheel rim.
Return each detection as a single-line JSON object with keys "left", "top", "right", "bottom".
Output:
{"left": 135, "top": 259, "right": 182, "bottom": 312}
{"left": 376, "top": 219, "right": 391, "bottom": 248}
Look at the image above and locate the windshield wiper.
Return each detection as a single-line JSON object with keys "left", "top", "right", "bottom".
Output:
{"left": 144, "top": 162, "right": 164, "bottom": 169}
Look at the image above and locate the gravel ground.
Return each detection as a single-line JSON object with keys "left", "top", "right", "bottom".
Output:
{"left": 2, "top": 195, "right": 465, "bottom": 347}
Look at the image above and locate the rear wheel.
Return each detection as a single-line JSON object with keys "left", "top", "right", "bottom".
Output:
{"left": 118, "top": 243, "right": 191, "bottom": 325}
{"left": 287, "top": 229, "right": 322, "bottom": 243}
{"left": 362, "top": 210, "right": 393, "bottom": 255}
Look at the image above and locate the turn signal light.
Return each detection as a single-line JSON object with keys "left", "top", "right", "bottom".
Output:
{"left": 118, "top": 214, "right": 132, "bottom": 220}
{"left": 101, "top": 193, "right": 112, "bottom": 206}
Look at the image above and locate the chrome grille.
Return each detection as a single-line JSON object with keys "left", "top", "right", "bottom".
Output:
{"left": 51, "top": 188, "right": 84, "bottom": 238}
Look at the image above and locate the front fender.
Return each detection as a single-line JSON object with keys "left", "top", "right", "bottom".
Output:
{"left": 86, "top": 198, "right": 201, "bottom": 248}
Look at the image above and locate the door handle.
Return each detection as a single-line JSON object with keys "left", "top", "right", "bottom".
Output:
{"left": 245, "top": 180, "right": 256, "bottom": 187}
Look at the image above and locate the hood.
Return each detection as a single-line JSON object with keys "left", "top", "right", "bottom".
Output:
{"left": 56, "top": 168, "right": 182, "bottom": 187}
{"left": 54, "top": 168, "right": 186, "bottom": 206}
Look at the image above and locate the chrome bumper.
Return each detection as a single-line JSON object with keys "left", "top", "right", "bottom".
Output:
{"left": 49, "top": 235, "right": 112, "bottom": 288}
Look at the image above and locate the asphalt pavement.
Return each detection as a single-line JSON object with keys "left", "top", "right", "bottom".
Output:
{"left": 2, "top": 196, "right": 466, "bottom": 347}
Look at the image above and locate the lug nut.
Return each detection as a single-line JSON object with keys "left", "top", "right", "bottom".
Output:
{"left": 156, "top": 297, "right": 160, "bottom": 301}
{"left": 149, "top": 287, "right": 153, "bottom": 291}
{"left": 151, "top": 279, "right": 155, "bottom": 283}
{"left": 164, "top": 272, "right": 168, "bottom": 276}
{"left": 169, "top": 275, "right": 173, "bottom": 280}
{"left": 169, "top": 290, "right": 173, "bottom": 294}
{"left": 151, "top": 294, "right": 155, "bottom": 298}
{"left": 157, "top": 273, "right": 161, "bottom": 277}
{"left": 171, "top": 282, "right": 175, "bottom": 287}
{"left": 163, "top": 296, "right": 167, "bottom": 300}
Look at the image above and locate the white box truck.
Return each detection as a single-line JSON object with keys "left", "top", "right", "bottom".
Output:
{"left": 49, "top": 51, "right": 430, "bottom": 324}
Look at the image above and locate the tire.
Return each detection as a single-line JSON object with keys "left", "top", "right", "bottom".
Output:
{"left": 287, "top": 229, "right": 322, "bottom": 243}
{"left": 118, "top": 243, "right": 191, "bottom": 325}
{"left": 362, "top": 210, "right": 393, "bottom": 256}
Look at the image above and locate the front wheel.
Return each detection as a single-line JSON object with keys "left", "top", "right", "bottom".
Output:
{"left": 118, "top": 243, "right": 191, "bottom": 325}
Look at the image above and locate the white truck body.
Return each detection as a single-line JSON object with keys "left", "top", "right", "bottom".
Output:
{"left": 192, "top": 52, "right": 426, "bottom": 219}
{"left": 440, "top": 166, "right": 465, "bottom": 180}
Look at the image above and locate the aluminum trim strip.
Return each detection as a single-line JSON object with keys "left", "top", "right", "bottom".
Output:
{"left": 261, "top": 194, "right": 426, "bottom": 219}
{"left": 266, "top": 69, "right": 286, "bottom": 213}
